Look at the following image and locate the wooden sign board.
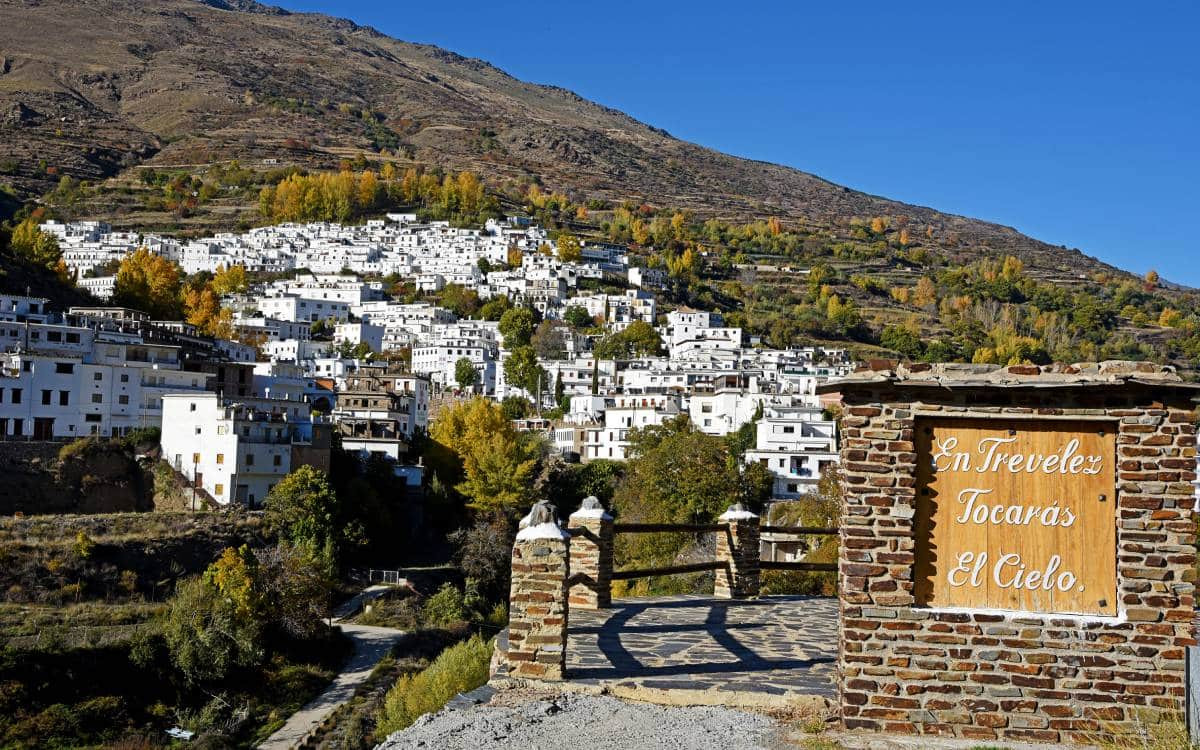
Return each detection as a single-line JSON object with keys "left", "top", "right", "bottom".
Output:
{"left": 914, "top": 418, "right": 1117, "bottom": 616}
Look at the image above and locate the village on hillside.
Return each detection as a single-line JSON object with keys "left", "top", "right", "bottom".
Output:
{"left": 2, "top": 215, "right": 850, "bottom": 511}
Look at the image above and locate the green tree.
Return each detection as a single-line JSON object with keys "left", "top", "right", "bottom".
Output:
{"left": 455, "top": 357, "right": 481, "bottom": 389}
{"left": 437, "top": 284, "right": 481, "bottom": 318}
{"left": 880, "top": 325, "right": 925, "bottom": 359}
{"left": 563, "top": 305, "right": 594, "bottom": 329}
{"left": 263, "top": 466, "right": 364, "bottom": 574}
{"left": 614, "top": 416, "right": 771, "bottom": 573}
{"left": 504, "top": 345, "right": 547, "bottom": 396}
{"left": 498, "top": 307, "right": 534, "bottom": 348}
{"left": 531, "top": 319, "right": 567, "bottom": 360}
{"left": 594, "top": 320, "right": 663, "bottom": 359}
{"left": 161, "top": 572, "right": 264, "bottom": 684}
{"left": 479, "top": 295, "right": 512, "bottom": 321}
{"left": 500, "top": 396, "right": 532, "bottom": 420}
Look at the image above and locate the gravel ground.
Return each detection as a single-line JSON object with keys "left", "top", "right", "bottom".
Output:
{"left": 376, "top": 690, "right": 788, "bottom": 750}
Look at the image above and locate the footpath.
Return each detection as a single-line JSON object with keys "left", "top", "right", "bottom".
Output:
{"left": 258, "top": 586, "right": 404, "bottom": 750}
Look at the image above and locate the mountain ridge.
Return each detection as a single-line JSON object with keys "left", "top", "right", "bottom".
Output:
{"left": 0, "top": 0, "right": 1124, "bottom": 279}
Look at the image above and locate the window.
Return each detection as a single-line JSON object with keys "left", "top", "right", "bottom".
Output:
{"left": 701, "top": 404, "right": 713, "bottom": 413}
{"left": 215, "top": 483, "right": 224, "bottom": 495}
{"left": 118, "top": 395, "right": 129, "bottom": 405}
{"left": 66, "top": 333, "right": 80, "bottom": 344}
{"left": 189, "top": 403, "right": 196, "bottom": 412}
{"left": 91, "top": 393, "right": 102, "bottom": 404}
{"left": 55, "top": 362, "right": 73, "bottom": 374}
{"left": 245, "top": 454, "right": 255, "bottom": 466}
{"left": 93, "top": 372, "right": 103, "bottom": 381}
{"left": 120, "top": 373, "right": 129, "bottom": 383}
{"left": 47, "top": 331, "right": 62, "bottom": 342}
{"left": 11, "top": 389, "right": 21, "bottom": 404}
{"left": 41, "top": 390, "right": 51, "bottom": 405}
{"left": 85, "top": 414, "right": 101, "bottom": 422}
{"left": 192, "top": 453, "right": 200, "bottom": 464}
{"left": 22, "top": 361, "right": 31, "bottom": 372}
{"left": 216, "top": 453, "right": 224, "bottom": 464}
{"left": 59, "top": 391, "right": 68, "bottom": 406}
{"left": 273, "top": 454, "right": 281, "bottom": 467}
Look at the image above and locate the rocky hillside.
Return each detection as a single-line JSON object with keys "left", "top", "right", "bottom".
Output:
{"left": 0, "top": 0, "right": 1112, "bottom": 277}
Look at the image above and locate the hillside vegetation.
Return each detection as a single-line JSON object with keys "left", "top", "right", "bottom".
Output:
{"left": 0, "top": 0, "right": 1196, "bottom": 369}
{"left": 0, "top": 0, "right": 1134, "bottom": 273}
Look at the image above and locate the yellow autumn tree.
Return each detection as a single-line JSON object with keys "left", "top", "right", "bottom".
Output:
{"left": 556, "top": 233, "right": 582, "bottom": 263}
{"left": 998, "top": 256, "right": 1024, "bottom": 282}
{"left": 113, "top": 248, "right": 182, "bottom": 319}
{"left": 400, "top": 168, "right": 420, "bottom": 203}
{"left": 184, "top": 286, "right": 234, "bottom": 338}
{"left": 631, "top": 219, "right": 650, "bottom": 246}
{"left": 1159, "top": 308, "right": 1183, "bottom": 328}
{"left": 912, "top": 277, "right": 937, "bottom": 307}
{"left": 211, "top": 264, "right": 248, "bottom": 296}
{"left": 429, "top": 398, "right": 538, "bottom": 514}
{"left": 9, "top": 218, "right": 62, "bottom": 270}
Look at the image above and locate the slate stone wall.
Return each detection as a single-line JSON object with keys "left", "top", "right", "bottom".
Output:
{"left": 837, "top": 378, "right": 1196, "bottom": 744}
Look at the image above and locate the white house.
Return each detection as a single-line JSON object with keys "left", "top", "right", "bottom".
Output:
{"left": 159, "top": 392, "right": 318, "bottom": 507}
{"left": 743, "top": 406, "right": 838, "bottom": 499}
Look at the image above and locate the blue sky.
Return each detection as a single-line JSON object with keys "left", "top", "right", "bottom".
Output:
{"left": 281, "top": 1, "right": 1198, "bottom": 285}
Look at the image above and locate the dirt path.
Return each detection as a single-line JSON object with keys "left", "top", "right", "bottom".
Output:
{"left": 258, "top": 590, "right": 404, "bottom": 749}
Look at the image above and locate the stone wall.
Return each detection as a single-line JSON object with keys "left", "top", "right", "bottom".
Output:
{"left": 568, "top": 497, "right": 613, "bottom": 610}
{"left": 507, "top": 517, "right": 570, "bottom": 680}
{"left": 715, "top": 505, "right": 761, "bottom": 599}
{"left": 829, "top": 363, "right": 1198, "bottom": 744}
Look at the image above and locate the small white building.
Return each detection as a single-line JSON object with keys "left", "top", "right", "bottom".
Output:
{"left": 743, "top": 406, "right": 838, "bottom": 499}
{"left": 160, "top": 392, "right": 318, "bottom": 507}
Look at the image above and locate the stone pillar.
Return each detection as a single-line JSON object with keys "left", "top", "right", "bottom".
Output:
{"left": 715, "top": 503, "right": 760, "bottom": 599}
{"left": 507, "top": 499, "right": 570, "bottom": 680}
{"left": 568, "top": 496, "right": 613, "bottom": 609}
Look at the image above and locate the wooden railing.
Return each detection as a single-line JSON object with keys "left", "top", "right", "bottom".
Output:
{"left": 758, "top": 524, "right": 839, "bottom": 572}
{"left": 604, "top": 521, "right": 727, "bottom": 582}
{"left": 612, "top": 560, "right": 726, "bottom": 581}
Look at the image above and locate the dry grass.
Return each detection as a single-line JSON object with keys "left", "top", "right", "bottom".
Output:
{"left": 1093, "top": 711, "right": 1197, "bottom": 750}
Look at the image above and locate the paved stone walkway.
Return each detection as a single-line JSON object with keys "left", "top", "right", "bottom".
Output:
{"left": 258, "top": 589, "right": 405, "bottom": 750}
{"left": 566, "top": 595, "right": 838, "bottom": 703}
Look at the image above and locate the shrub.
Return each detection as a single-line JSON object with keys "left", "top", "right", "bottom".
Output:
{"left": 420, "top": 583, "right": 468, "bottom": 628}
{"left": 376, "top": 634, "right": 492, "bottom": 735}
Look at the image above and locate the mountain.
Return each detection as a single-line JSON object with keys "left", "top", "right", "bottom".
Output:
{"left": 0, "top": 0, "right": 1112, "bottom": 277}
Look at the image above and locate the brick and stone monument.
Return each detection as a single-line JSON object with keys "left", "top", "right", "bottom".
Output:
{"left": 820, "top": 361, "right": 1198, "bottom": 744}
{"left": 507, "top": 499, "right": 570, "bottom": 680}
{"left": 715, "top": 503, "right": 761, "bottom": 599}
{"left": 568, "top": 496, "right": 613, "bottom": 609}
